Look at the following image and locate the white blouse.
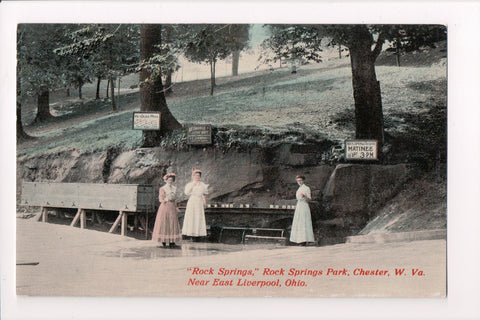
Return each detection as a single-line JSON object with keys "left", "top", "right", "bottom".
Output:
{"left": 162, "top": 184, "right": 177, "bottom": 202}
{"left": 185, "top": 181, "right": 209, "bottom": 198}
{"left": 296, "top": 184, "right": 311, "bottom": 201}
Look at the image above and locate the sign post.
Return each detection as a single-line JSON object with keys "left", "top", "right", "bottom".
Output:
{"left": 345, "top": 140, "right": 378, "bottom": 161}
{"left": 187, "top": 124, "right": 212, "bottom": 145}
{"left": 132, "top": 112, "right": 161, "bottom": 131}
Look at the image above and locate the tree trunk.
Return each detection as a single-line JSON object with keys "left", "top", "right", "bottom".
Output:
{"left": 140, "top": 24, "right": 181, "bottom": 147}
{"left": 395, "top": 37, "right": 401, "bottom": 67}
{"left": 339, "top": 44, "right": 342, "bottom": 59}
{"left": 17, "top": 101, "right": 30, "bottom": 141}
{"left": 78, "top": 84, "right": 83, "bottom": 99}
{"left": 117, "top": 76, "right": 121, "bottom": 97}
{"left": 348, "top": 32, "right": 384, "bottom": 155}
{"left": 232, "top": 50, "right": 240, "bottom": 76}
{"left": 66, "top": 87, "right": 70, "bottom": 97}
{"left": 96, "top": 77, "right": 101, "bottom": 99}
{"left": 210, "top": 59, "right": 216, "bottom": 96}
{"left": 34, "top": 89, "right": 53, "bottom": 122}
{"left": 165, "top": 70, "right": 173, "bottom": 94}
{"left": 106, "top": 79, "right": 110, "bottom": 98}
{"left": 110, "top": 75, "right": 117, "bottom": 111}
{"left": 17, "top": 64, "right": 30, "bottom": 140}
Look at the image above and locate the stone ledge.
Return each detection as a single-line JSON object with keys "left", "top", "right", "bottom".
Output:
{"left": 345, "top": 229, "right": 446, "bottom": 244}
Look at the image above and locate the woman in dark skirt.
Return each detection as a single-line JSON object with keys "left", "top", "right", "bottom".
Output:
{"left": 152, "top": 173, "right": 182, "bottom": 248}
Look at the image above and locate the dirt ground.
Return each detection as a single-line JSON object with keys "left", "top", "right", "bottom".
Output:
{"left": 15, "top": 216, "right": 446, "bottom": 298}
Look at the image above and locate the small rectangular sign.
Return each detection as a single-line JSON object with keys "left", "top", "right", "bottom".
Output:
{"left": 187, "top": 124, "right": 212, "bottom": 145}
{"left": 132, "top": 112, "right": 161, "bottom": 130}
{"left": 345, "top": 140, "right": 378, "bottom": 160}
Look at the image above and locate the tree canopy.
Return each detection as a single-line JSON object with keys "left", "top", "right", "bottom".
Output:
{"left": 179, "top": 24, "right": 250, "bottom": 95}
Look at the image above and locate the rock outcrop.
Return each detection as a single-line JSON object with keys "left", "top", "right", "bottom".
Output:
{"left": 17, "top": 145, "right": 420, "bottom": 240}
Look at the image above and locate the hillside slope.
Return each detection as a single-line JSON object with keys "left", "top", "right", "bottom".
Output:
{"left": 17, "top": 42, "right": 448, "bottom": 236}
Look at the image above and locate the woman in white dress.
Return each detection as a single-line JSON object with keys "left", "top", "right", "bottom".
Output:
{"left": 289, "top": 175, "right": 315, "bottom": 245}
{"left": 182, "top": 169, "right": 209, "bottom": 241}
{"left": 152, "top": 173, "right": 182, "bottom": 248}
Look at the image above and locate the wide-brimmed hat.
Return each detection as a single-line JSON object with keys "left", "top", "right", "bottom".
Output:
{"left": 163, "top": 173, "right": 176, "bottom": 181}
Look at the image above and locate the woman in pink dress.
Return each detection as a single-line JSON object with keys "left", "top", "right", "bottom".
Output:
{"left": 152, "top": 173, "right": 182, "bottom": 248}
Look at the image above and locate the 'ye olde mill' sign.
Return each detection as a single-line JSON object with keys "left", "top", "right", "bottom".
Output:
{"left": 345, "top": 140, "right": 378, "bottom": 160}
{"left": 132, "top": 112, "right": 161, "bottom": 130}
{"left": 187, "top": 124, "right": 212, "bottom": 145}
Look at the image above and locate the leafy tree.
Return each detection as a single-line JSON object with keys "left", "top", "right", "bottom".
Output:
{"left": 17, "top": 24, "right": 71, "bottom": 125}
{"left": 261, "top": 24, "right": 446, "bottom": 156}
{"left": 382, "top": 25, "right": 447, "bottom": 66}
{"left": 180, "top": 24, "right": 250, "bottom": 95}
{"left": 230, "top": 25, "right": 250, "bottom": 76}
{"left": 139, "top": 24, "right": 181, "bottom": 147}
{"left": 260, "top": 25, "right": 323, "bottom": 71}
{"left": 55, "top": 24, "right": 140, "bottom": 111}
{"left": 159, "top": 25, "right": 182, "bottom": 94}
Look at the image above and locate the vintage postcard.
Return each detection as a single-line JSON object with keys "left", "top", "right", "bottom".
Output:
{"left": 2, "top": 1, "right": 480, "bottom": 320}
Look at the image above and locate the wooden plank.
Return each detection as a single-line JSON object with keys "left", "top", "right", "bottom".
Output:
{"left": 42, "top": 207, "right": 48, "bottom": 222}
{"left": 80, "top": 209, "right": 86, "bottom": 229}
{"left": 77, "top": 184, "right": 139, "bottom": 211}
{"left": 21, "top": 182, "right": 156, "bottom": 212}
{"left": 138, "top": 216, "right": 146, "bottom": 230}
{"left": 70, "top": 208, "right": 82, "bottom": 227}
{"left": 16, "top": 261, "right": 40, "bottom": 266}
{"left": 134, "top": 215, "right": 138, "bottom": 229}
{"left": 23, "top": 182, "right": 79, "bottom": 208}
{"left": 36, "top": 207, "right": 44, "bottom": 222}
{"left": 121, "top": 211, "right": 127, "bottom": 236}
{"left": 109, "top": 211, "right": 123, "bottom": 233}
{"left": 146, "top": 212, "right": 149, "bottom": 239}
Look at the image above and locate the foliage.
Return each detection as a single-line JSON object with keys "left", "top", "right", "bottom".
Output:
{"left": 158, "top": 127, "right": 189, "bottom": 151}
{"left": 136, "top": 24, "right": 181, "bottom": 87}
{"left": 17, "top": 24, "right": 74, "bottom": 101}
{"left": 54, "top": 24, "right": 140, "bottom": 88}
{"left": 259, "top": 25, "right": 323, "bottom": 68}
{"left": 380, "top": 25, "right": 447, "bottom": 53}
{"left": 177, "top": 24, "right": 250, "bottom": 94}
{"left": 180, "top": 24, "right": 250, "bottom": 65}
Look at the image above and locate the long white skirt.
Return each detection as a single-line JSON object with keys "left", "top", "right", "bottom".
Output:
{"left": 289, "top": 200, "right": 315, "bottom": 243}
{"left": 182, "top": 195, "right": 207, "bottom": 236}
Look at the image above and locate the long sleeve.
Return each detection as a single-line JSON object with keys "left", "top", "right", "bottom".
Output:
{"left": 202, "top": 183, "right": 209, "bottom": 195}
{"left": 184, "top": 182, "right": 194, "bottom": 196}
{"left": 302, "top": 185, "right": 312, "bottom": 200}
{"left": 159, "top": 187, "right": 167, "bottom": 203}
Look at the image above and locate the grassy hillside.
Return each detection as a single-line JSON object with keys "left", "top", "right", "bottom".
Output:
{"left": 18, "top": 42, "right": 447, "bottom": 164}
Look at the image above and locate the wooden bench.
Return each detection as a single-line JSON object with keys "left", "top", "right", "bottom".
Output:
{"left": 21, "top": 181, "right": 156, "bottom": 237}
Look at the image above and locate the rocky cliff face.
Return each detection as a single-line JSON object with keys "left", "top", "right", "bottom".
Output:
{"left": 17, "top": 145, "right": 421, "bottom": 240}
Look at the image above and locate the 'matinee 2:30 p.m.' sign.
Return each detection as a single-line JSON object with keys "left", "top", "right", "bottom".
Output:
{"left": 345, "top": 140, "right": 378, "bottom": 160}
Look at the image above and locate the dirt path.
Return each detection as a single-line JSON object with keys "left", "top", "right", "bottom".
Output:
{"left": 16, "top": 217, "right": 446, "bottom": 297}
